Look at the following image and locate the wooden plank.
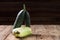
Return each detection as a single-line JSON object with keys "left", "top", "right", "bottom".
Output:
{"left": 5, "top": 34, "right": 36, "bottom": 40}
{"left": 5, "top": 25, "right": 60, "bottom": 40}
{"left": 11, "top": 25, "right": 60, "bottom": 37}
{"left": 36, "top": 35, "right": 54, "bottom": 40}
{"left": 31, "top": 25, "right": 60, "bottom": 36}
{"left": 0, "top": 25, "right": 12, "bottom": 40}
{"left": 0, "top": 25, "right": 7, "bottom": 32}
{"left": 5, "top": 34, "right": 20, "bottom": 40}
{"left": 22, "top": 36, "right": 36, "bottom": 40}
{"left": 0, "top": 25, "right": 60, "bottom": 40}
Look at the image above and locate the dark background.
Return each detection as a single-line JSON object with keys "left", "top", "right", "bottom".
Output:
{"left": 0, "top": 0, "right": 60, "bottom": 25}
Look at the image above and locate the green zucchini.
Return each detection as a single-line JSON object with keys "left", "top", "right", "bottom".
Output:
{"left": 12, "top": 4, "right": 32, "bottom": 38}
{"left": 13, "top": 4, "right": 26, "bottom": 28}
{"left": 13, "top": 9, "right": 25, "bottom": 28}
{"left": 23, "top": 4, "right": 30, "bottom": 27}
{"left": 13, "top": 4, "right": 30, "bottom": 28}
{"left": 24, "top": 11, "right": 30, "bottom": 27}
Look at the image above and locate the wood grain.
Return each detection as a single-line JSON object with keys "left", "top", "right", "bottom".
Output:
{"left": 0, "top": 25, "right": 60, "bottom": 40}
{"left": 0, "top": 25, "right": 12, "bottom": 40}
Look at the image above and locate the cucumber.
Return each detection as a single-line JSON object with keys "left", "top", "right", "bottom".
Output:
{"left": 13, "top": 9, "right": 25, "bottom": 28}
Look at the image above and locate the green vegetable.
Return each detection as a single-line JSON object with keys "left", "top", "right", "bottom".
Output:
{"left": 13, "top": 4, "right": 26, "bottom": 28}
{"left": 23, "top": 4, "right": 30, "bottom": 27}
{"left": 24, "top": 11, "right": 30, "bottom": 27}
{"left": 12, "top": 26, "right": 32, "bottom": 37}
{"left": 12, "top": 4, "right": 32, "bottom": 38}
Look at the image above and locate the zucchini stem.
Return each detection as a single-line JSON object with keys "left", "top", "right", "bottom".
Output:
{"left": 23, "top": 4, "right": 26, "bottom": 11}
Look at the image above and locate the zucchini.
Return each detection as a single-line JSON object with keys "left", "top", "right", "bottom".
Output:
{"left": 23, "top": 4, "right": 30, "bottom": 27}
{"left": 13, "top": 9, "right": 25, "bottom": 28}
{"left": 24, "top": 11, "right": 30, "bottom": 27}
{"left": 12, "top": 4, "right": 32, "bottom": 38}
{"left": 13, "top": 4, "right": 26, "bottom": 28}
{"left": 13, "top": 4, "right": 30, "bottom": 28}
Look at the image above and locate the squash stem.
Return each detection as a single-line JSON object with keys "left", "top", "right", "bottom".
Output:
{"left": 23, "top": 4, "right": 26, "bottom": 11}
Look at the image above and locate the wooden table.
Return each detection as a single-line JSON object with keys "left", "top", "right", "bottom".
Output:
{"left": 0, "top": 25, "right": 60, "bottom": 40}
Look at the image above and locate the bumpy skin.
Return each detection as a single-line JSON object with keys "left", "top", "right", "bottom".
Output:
{"left": 12, "top": 26, "right": 32, "bottom": 37}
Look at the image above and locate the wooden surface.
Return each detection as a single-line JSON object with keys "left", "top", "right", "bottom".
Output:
{"left": 0, "top": 25, "right": 60, "bottom": 40}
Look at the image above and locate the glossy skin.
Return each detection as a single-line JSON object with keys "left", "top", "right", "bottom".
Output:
{"left": 12, "top": 26, "right": 32, "bottom": 37}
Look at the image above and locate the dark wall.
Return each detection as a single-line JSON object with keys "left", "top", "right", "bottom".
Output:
{"left": 0, "top": 0, "right": 60, "bottom": 25}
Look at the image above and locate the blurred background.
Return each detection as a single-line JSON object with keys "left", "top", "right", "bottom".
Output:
{"left": 0, "top": 0, "right": 60, "bottom": 25}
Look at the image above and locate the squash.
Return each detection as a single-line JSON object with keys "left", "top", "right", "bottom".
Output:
{"left": 12, "top": 4, "right": 32, "bottom": 38}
